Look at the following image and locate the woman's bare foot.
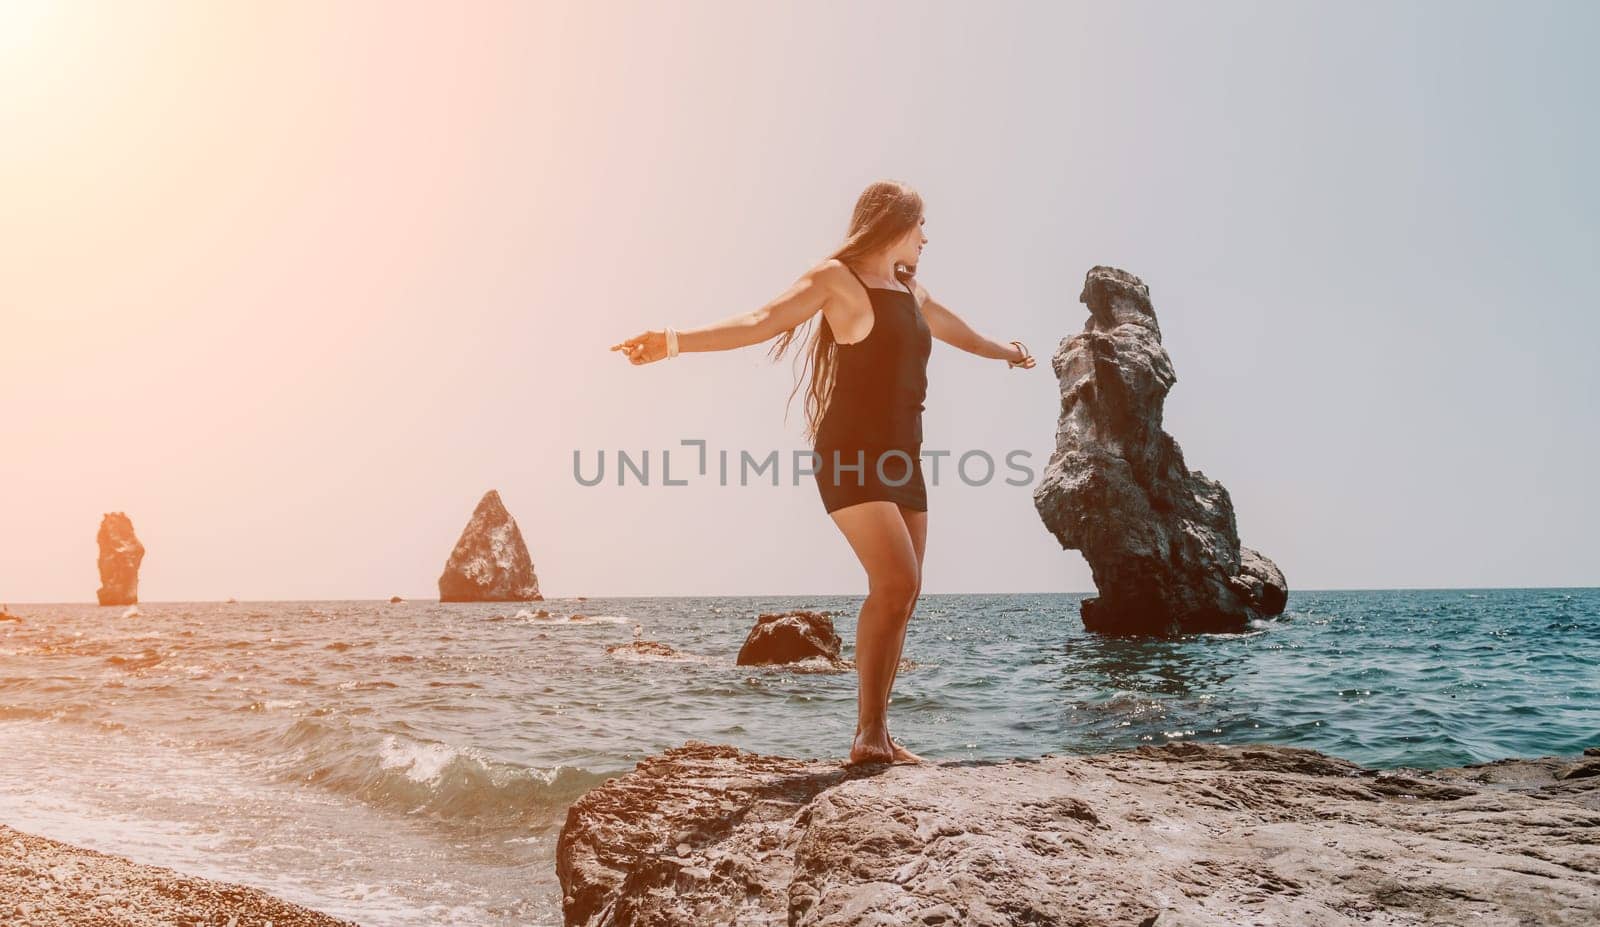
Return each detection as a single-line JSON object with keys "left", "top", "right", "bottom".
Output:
{"left": 888, "top": 737, "right": 924, "bottom": 764}
{"left": 847, "top": 725, "right": 894, "bottom": 766}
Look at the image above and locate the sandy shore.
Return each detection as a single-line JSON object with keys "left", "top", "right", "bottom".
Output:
{"left": 1, "top": 823, "right": 357, "bottom": 927}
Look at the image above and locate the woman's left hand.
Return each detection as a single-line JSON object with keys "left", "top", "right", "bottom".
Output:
{"left": 1006, "top": 341, "right": 1036, "bottom": 369}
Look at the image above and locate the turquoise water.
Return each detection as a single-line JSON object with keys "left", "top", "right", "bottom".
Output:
{"left": 0, "top": 588, "right": 1595, "bottom": 925}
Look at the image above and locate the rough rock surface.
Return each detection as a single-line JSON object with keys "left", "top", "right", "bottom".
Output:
{"left": 557, "top": 740, "right": 1600, "bottom": 927}
{"left": 0, "top": 823, "right": 355, "bottom": 926}
{"left": 735, "top": 609, "right": 842, "bottom": 665}
{"left": 607, "top": 640, "right": 681, "bottom": 657}
{"left": 437, "top": 489, "right": 542, "bottom": 602}
{"left": 95, "top": 512, "right": 145, "bottom": 606}
{"left": 1033, "top": 266, "right": 1287, "bottom": 634}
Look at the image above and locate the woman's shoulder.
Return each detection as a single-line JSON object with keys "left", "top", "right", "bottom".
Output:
{"left": 805, "top": 257, "right": 860, "bottom": 296}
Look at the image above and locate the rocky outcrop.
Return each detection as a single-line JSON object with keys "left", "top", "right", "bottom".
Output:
{"left": 606, "top": 640, "right": 682, "bottom": 658}
{"left": 1033, "top": 266, "right": 1287, "bottom": 634}
{"left": 95, "top": 512, "right": 145, "bottom": 606}
{"left": 437, "top": 490, "right": 542, "bottom": 602}
{"left": 556, "top": 740, "right": 1600, "bottom": 927}
{"left": 735, "top": 609, "right": 841, "bottom": 665}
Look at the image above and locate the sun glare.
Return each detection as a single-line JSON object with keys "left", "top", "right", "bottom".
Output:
{"left": 0, "top": 0, "right": 60, "bottom": 61}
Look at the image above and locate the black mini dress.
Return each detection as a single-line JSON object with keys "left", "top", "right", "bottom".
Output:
{"left": 811, "top": 261, "right": 933, "bottom": 514}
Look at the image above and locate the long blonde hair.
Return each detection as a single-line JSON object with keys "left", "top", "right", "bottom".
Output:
{"left": 769, "top": 180, "right": 924, "bottom": 444}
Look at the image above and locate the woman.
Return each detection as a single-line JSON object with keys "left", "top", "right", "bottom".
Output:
{"left": 609, "top": 180, "right": 1035, "bottom": 765}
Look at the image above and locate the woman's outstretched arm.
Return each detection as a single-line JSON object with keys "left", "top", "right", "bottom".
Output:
{"left": 913, "top": 280, "right": 1035, "bottom": 368}
{"left": 610, "top": 263, "right": 836, "bottom": 365}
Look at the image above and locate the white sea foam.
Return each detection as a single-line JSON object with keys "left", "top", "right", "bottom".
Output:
{"left": 511, "top": 610, "right": 632, "bottom": 626}
{"left": 379, "top": 735, "right": 461, "bottom": 783}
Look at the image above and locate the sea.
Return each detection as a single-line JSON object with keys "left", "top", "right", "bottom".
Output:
{"left": 1, "top": 589, "right": 1596, "bottom": 925}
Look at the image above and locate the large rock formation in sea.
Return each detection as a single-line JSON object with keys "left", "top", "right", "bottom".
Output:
{"left": 736, "top": 609, "right": 842, "bottom": 665}
{"left": 437, "top": 490, "right": 542, "bottom": 602}
{"left": 1033, "top": 266, "right": 1287, "bottom": 634}
{"left": 95, "top": 512, "right": 145, "bottom": 606}
{"left": 556, "top": 740, "right": 1600, "bottom": 926}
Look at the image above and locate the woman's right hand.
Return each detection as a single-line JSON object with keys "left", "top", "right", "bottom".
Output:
{"left": 610, "top": 330, "right": 669, "bottom": 365}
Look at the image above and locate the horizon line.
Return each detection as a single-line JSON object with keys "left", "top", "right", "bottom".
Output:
{"left": 4, "top": 584, "right": 1597, "bottom": 607}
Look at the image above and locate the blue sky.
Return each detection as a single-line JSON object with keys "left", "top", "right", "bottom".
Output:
{"left": 3, "top": 1, "right": 1596, "bottom": 600}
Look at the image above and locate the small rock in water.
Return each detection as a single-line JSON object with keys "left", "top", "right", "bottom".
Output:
{"left": 389, "top": 595, "right": 403, "bottom": 603}
{"left": 736, "top": 609, "right": 842, "bottom": 665}
{"left": 606, "top": 640, "right": 679, "bottom": 658}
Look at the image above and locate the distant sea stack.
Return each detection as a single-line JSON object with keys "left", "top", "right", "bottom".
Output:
{"left": 95, "top": 512, "right": 145, "bottom": 606}
{"left": 437, "top": 490, "right": 542, "bottom": 602}
{"left": 1033, "top": 267, "right": 1287, "bottom": 635}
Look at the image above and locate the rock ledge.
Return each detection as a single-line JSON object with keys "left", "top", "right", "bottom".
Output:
{"left": 558, "top": 740, "right": 1600, "bottom": 926}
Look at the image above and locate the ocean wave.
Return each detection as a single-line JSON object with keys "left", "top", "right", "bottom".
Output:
{"left": 105, "top": 649, "right": 165, "bottom": 670}
{"left": 505, "top": 609, "right": 634, "bottom": 626}
{"left": 337, "top": 679, "right": 399, "bottom": 691}
{"left": 604, "top": 640, "right": 717, "bottom": 664}
{"left": 266, "top": 718, "right": 610, "bottom": 827}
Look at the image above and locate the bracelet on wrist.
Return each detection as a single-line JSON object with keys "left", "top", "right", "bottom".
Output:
{"left": 666, "top": 328, "right": 680, "bottom": 358}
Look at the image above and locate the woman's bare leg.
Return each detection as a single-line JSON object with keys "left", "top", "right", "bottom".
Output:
{"left": 827, "top": 500, "right": 920, "bottom": 765}
{"left": 884, "top": 505, "right": 927, "bottom": 762}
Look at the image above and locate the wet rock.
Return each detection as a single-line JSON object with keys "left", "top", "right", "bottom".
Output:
{"left": 735, "top": 609, "right": 841, "bottom": 665}
{"left": 1033, "top": 266, "right": 1287, "bottom": 635}
{"left": 557, "top": 740, "right": 1600, "bottom": 926}
{"left": 95, "top": 512, "right": 145, "bottom": 606}
{"left": 437, "top": 490, "right": 542, "bottom": 602}
{"left": 606, "top": 640, "right": 680, "bottom": 658}
{"left": 389, "top": 595, "right": 403, "bottom": 603}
